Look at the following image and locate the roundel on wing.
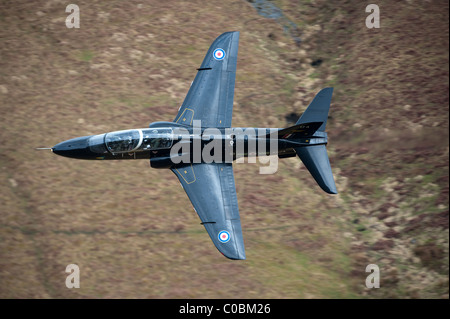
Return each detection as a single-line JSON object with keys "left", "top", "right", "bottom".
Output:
{"left": 213, "top": 48, "right": 225, "bottom": 61}
{"left": 218, "top": 230, "right": 230, "bottom": 243}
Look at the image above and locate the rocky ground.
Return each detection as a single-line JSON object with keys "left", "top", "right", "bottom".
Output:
{"left": 0, "top": 0, "right": 448, "bottom": 298}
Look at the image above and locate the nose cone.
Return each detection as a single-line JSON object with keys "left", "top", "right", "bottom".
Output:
{"left": 53, "top": 136, "right": 93, "bottom": 159}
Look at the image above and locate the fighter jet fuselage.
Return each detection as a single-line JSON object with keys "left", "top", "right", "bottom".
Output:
{"left": 53, "top": 122, "right": 328, "bottom": 167}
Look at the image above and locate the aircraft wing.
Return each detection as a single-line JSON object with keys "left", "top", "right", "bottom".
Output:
{"left": 171, "top": 162, "right": 245, "bottom": 260}
{"left": 174, "top": 31, "right": 239, "bottom": 128}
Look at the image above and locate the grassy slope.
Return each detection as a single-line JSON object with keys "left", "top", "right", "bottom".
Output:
{"left": 0, "top": 0, "right": 448, "bottom": 298}
{"left": 277, "top": 0, "right": 449, "bottom": 298}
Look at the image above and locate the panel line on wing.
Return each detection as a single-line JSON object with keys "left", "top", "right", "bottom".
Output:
{"left": 175, "top": 108, "right": 195, "bottom": 125}
{"left": 174, "top": 164, "right": 196, "bottom": 184}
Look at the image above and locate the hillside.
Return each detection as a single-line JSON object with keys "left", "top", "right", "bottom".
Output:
{"left": 0, "top": 0, "right": 448, "bottom": 298}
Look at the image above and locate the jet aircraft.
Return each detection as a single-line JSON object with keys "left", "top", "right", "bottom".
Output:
{"left": 47, "top": 32, "right": 337, "bottom": 260}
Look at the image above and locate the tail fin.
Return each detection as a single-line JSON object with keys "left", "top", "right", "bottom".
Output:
{"left": 296, "top": 87, "right": 333, "bottom": 131}
{"left": 294, "top": 87, "right": 337, "bottom": 194}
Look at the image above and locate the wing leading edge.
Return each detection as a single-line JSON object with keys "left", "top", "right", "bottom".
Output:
{"left": 174, "top": 31, "right": 239, "bottom": 128}
{"left": 171, "top": 163, "right": 245, "bottom": 260}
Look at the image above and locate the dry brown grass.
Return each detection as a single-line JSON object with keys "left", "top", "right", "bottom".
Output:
{"left": 0, "top": 0, "right": 448, "bottom": 298}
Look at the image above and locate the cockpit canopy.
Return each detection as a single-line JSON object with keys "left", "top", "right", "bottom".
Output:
{"left": 105, "top": 128, "right": 173, "bottom": 154}
{"left": 105, "top": 129, "right": 141, "bottom": 153}
{"left": 141, "top": 128, "right": 173, "bottom": 151}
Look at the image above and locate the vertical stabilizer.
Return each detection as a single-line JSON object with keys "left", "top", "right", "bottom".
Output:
{"left": 296, "top": 87, "right": 333, "bottom": 132}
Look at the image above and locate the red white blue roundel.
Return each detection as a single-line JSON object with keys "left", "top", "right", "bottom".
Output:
{"left": 218, "top": 230, "right": 230, "bottom": 243}
{"left": 213, "top": 48, "right": 226, "bottom": 61}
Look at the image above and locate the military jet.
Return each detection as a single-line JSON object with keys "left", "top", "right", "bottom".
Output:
{"left": 47, "top": 31, "right": 337, "bottom": 260}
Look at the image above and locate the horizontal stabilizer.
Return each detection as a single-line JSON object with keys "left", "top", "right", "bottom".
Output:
{"left": 295, "top": 145, "right": 337, "bottom": 194}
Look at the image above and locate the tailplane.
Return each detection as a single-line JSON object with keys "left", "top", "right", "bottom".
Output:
{"left": 295, "top": 145, "right": 337, "bottom": 194}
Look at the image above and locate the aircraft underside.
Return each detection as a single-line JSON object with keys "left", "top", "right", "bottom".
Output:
{"left": 48, "top": 31, "right": 337, "bottom": 260}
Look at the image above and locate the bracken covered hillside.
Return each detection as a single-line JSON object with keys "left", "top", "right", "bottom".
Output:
{"left": 0, "top": 0, "right": 448, "bottom": 298}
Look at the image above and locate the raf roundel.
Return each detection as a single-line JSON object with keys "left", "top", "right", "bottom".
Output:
{"left": 218, "top": 230, "right": 231, "bottom": 243}
{"left": 213, "top": 48, "right": 226, "bottom": 61}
